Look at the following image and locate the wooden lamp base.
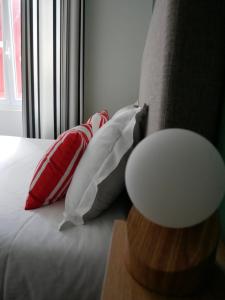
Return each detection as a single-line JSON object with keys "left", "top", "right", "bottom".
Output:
{"left": 124, "top": 207, "right": 220, "bottom": 297}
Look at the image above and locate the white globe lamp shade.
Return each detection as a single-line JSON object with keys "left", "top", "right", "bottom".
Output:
{"left": 125, "top": 129, "right": 225, "bottom": 228}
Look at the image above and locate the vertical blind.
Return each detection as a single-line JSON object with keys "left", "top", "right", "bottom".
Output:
{"left": 21, "top": 0, "right": 84, "bottom": 139}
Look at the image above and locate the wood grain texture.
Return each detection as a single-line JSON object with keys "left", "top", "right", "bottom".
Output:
{"left": 124, "top": 207, "right": 220, "bottom": 296}
{"left": 217, "top": 240, "right": 225, "bottom": 270}
{"left": 101, "top": 220, "right": 225, "bottom": 300}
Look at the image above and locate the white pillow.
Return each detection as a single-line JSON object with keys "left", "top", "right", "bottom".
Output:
{"left": 59, "top": 104, "right": 148, "bottom": 229}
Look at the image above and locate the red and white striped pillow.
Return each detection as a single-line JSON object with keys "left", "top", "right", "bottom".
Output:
{"left": 87, "top": 110, "right": 109, "bottom": 133}
{"left": 25, "top": 110, "right": 109, "bottom": 210}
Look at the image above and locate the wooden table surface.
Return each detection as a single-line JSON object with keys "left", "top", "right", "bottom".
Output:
{"left": 101, "top": 220, "right": 225, "bottom": 300}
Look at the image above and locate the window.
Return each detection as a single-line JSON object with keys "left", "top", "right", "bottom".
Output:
{"left": 0, "top": 0, "right": 22, "bottom": 109}
{"left": 0, "top": 0, "right": 4, "bottom": 99}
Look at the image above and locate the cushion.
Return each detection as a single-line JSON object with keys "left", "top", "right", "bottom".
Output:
{"left": 25, "top": 111, "right": 109, "bottom": 209}
{"left": 59, "top": 104, "right": 148, "bottom": 228}
{"left": 87, "top": 110, "right": 109, "bottom": 134}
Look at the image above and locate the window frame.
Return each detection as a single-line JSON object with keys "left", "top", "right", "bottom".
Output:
{"left": 0, "top": 0, "right": 21, "bottom": 111}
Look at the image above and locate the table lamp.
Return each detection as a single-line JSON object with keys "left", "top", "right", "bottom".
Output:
{"left": 125, "top": 129, "right": 225, "bottom": 296}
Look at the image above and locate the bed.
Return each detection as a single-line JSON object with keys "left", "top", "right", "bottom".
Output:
{"left": 0, "top": 136, "right": 129, "bottom": 300}
{"left": 1, "top": 1, "right": 225, "bottom": 300}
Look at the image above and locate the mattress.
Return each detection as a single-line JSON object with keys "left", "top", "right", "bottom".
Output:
{"left": 0, "top": 136, "right": 129, "bottom": 300}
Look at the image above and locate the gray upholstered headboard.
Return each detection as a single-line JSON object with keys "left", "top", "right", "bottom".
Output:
{"left": 139, "top": 0, "right": 225, "bottom": 143}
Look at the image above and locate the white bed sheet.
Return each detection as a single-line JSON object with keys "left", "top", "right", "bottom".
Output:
{"left": 0, "top": 136, "right": 128, "bottom": 300}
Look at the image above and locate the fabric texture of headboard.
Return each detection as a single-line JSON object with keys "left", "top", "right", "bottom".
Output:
{"left": 139, "top": 0, "right": 225, "bottom": 143}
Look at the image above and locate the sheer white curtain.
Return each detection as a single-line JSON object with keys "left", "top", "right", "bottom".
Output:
{"left": 21, "top": 0, "right": 84, "bottom": 139}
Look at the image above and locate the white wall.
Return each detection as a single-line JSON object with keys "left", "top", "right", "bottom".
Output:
{"left": 84, "top": 0, "right": 153, "bottom": 120}
{"left": 0, "top": 110, "right": 22, "bottom": 136}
